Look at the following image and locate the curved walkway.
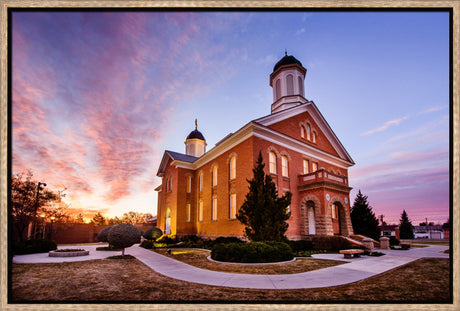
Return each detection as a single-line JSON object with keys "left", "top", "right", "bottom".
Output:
{"left": 13, "top": 243, "right": 449, "bottom": 289}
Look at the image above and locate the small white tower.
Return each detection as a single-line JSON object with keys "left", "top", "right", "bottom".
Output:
{"left": 269, "top": 52, "right": 308, "bottom": 114}
{"left": 185, "top": 119, "right": 207, "bottom": 157}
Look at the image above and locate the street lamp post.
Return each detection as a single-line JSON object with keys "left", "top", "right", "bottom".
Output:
{"left": 40, "top": 213, "right": 45, "bottom": 239}
{"left": 50, "top": 216, "right": 55, "bottom": 241}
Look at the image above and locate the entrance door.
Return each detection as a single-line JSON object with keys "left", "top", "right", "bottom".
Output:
{"left": 165, "top": 208, "right": 171, "bottom": 234}
{"left": 307, "top": 204, "right": 316, "bottom": 235}
{"left": 331, "top": 203, "right": 341, "bottom": 235}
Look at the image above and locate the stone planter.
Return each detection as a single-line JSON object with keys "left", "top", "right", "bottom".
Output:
{"left": 49, "top": 250, "right": 90, "bottom": 257}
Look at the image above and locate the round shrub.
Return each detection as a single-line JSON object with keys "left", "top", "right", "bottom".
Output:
{"left": 97, "top": 226, "right": 113, "bottom": 242}
{"left": 211, "top": 241, "right": 293, "bottom": 263}
{"left": 142, "top": 228, "right": 163, "bottom": 240}
{"left": 140, "top": 240, "right": 154, "bottom": 249}
{"left": 107, "top": 223, "right": 141, "bottom": 256}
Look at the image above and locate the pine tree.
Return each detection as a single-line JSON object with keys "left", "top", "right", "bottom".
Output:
{"left": 236, "top": 151, "right": 292, "bottom": 241}
{"left": 350, "top": 190, "right": 381, "bottom": 240}
{"left": 399, "top": 210, "right": 414, "bottom": 239}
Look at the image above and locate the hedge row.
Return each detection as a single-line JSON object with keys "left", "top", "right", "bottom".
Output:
{"left": 211, "top": 241, "right": 293, "bottom": 263}
{"left": 12, "top": 239, "right": 57, "bottom": 255}
{"left": 306, "top": 235, "right": 362, "bottom": 251}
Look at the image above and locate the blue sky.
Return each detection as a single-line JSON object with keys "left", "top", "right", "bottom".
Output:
{"left": 12, "top": 11, "right": 450, "bottom": 224}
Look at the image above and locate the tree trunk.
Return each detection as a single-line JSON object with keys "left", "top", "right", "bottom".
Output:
{"left": 122, "top": 248, "right": 125, "bottom": 257}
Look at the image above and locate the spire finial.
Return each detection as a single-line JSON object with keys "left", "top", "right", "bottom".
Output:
{"left": 195, "top": 118, "right": 197, "bottom": 130}
{"left": 285, "top": 49, "right": 287, "bottom": 56}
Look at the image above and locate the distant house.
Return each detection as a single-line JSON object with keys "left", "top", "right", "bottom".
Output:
{"left": 413, "top": 225, "right": 445, "bottom": 239}
{"left": 380, "top": 224, "right": 398, "bottom": 237}
{"left": 380, "top": 224, "right": 447, "bottom": 240}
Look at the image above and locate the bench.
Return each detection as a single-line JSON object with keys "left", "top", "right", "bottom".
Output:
{"left": 339, "top": 249, "right": 364, "bottom": 259}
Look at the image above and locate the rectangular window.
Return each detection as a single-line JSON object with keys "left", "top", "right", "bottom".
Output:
{"left": 186, "top": 176, "right": 191, "bottom": 193}
{"left": 281, "top": 156, "right": 288, "bottom": 177}
{"left": 229, "top": 194, "right": 236, "bottom": 219}
{"left": 199, "top": 174, "right": 203, "bottom": 192}
{"left": 229, "top": 157, "right": 236, "bottom": 180}
{"left": 186, "top": 204, "right": 191, "bottom": 222}
{"left": 312, "top": 162, "right": 318, "bottom": 172}
{"left": 212, "top": 197, "right": 217, "bottom": 220}
{"left": 198, "top": 201, "right": 203, "bottom": 222}
{"left": 303, "top": 159, "right": 309, "bottom": 174}
{"left": 212, "top": 166, "right": 218, "bottom": 186}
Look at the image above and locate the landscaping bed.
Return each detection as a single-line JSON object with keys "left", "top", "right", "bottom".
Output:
{"left": 153, "top": 248, "right": 345, "bottom": 274}
{"left": 49, "top": 249, "right": 89, "bottom": 257}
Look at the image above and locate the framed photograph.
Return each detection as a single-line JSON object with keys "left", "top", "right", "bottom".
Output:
{"left": 1, "top": 1, "right": 457, "bottom": 310}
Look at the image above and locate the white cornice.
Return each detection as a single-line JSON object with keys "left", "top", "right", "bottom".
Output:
{"left": 256, "top": 102, "right": 354, "bottom": 164}
{"left": 168, "top": 122, "right": 353, "bottom": 172}
{"left": 252, "top": 125, "right": 353, "bottom": 169}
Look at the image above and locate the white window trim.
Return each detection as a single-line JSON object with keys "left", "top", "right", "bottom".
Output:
{"left": 281, "top": 156, "right": 289, "bottom": 177}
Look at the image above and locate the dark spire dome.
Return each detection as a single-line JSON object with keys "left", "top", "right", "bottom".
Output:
{"left": 273, "top": 52, "right": 303, "bottom": 72}
{"left": 186, "top": 119, "right": 205, "bottom": 141}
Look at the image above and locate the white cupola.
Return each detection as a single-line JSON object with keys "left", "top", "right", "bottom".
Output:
{"left": 269, "top": 52, "right": 308, "bottom": 113}
{"left": 184, "top": 119, "right": 207, "bottom": 157}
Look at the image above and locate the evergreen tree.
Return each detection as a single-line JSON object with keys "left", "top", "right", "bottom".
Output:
{"left": 399, "top": 210, "right": 414, "bottom": 239}
{"left": 236, "top": 151, "right": 292, "bottom": 241}
{"left": 92, "top": 212, "right": 106, "bottom": 226}
{"left": 350, "top": 190, "right": 381, "bottom": 240}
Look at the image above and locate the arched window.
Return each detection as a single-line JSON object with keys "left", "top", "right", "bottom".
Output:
{"left": 275, "top": 79, "right": 281, "bottom": 100}
{"left": 298, "top": 76, "right": 304, "bottom": 96}
{"left": 281, "top": 156, "right": 289, "bottom": 177}
{"left": 269, "top": 152, "right": 276, "bottom": 174}
{"left": 186, "top": 175, "right": 191, "bottom": 193}
{"left": 306, "top": 124, "right": 311, "bottom": 141}
{"left": 312, "top": 131, "right": 317, "bottom": 143}
{"left": 165, "top": 208, "right": 171, "bottom": 234}
{"left": 300, "top": 125, "right": 306, "bottom": 138}
{"left": 199, "top": 173, "right": 203, "bottom": 192}
{"left": 229, "top": 156, "right": 236, "bottom": 180}
{"left": 286, "top": 74, "right": 294, "bottom": 95}
{"left": 212, "top": 166, "right": 218, "bottom": 187}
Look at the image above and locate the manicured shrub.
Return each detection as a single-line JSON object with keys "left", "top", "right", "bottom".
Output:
{"left": 97, "top": 226, "right": 113, "bottom": 243}
{"left": 307, "top": 236, "right": 361, "bottom": 252}
{"left": 389, "top": 236, "right": 400, "bottom": 246}
{"left": 211, "top": 241, "right": 293, "bottom": 263}
{"left": 140, "top": 240, "right": 155, "bottom": 249}
{"left": 107, "top": 223, "right": 141, "bottom": 257}
{"left": 287, "top": 240, "right": 313, "bottom": 253}
{"left": 212, "top": 236, "right": 244, "bottom": 245}
{"left": 142, "top": 228, "right": 163, "bottom": 240}
{"left": 12, "top": 239, "right": 57, "bottom": 255}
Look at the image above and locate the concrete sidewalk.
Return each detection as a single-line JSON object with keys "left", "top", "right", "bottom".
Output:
{"left": 13, "top": 243, "right": 449, "bottom": 289}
